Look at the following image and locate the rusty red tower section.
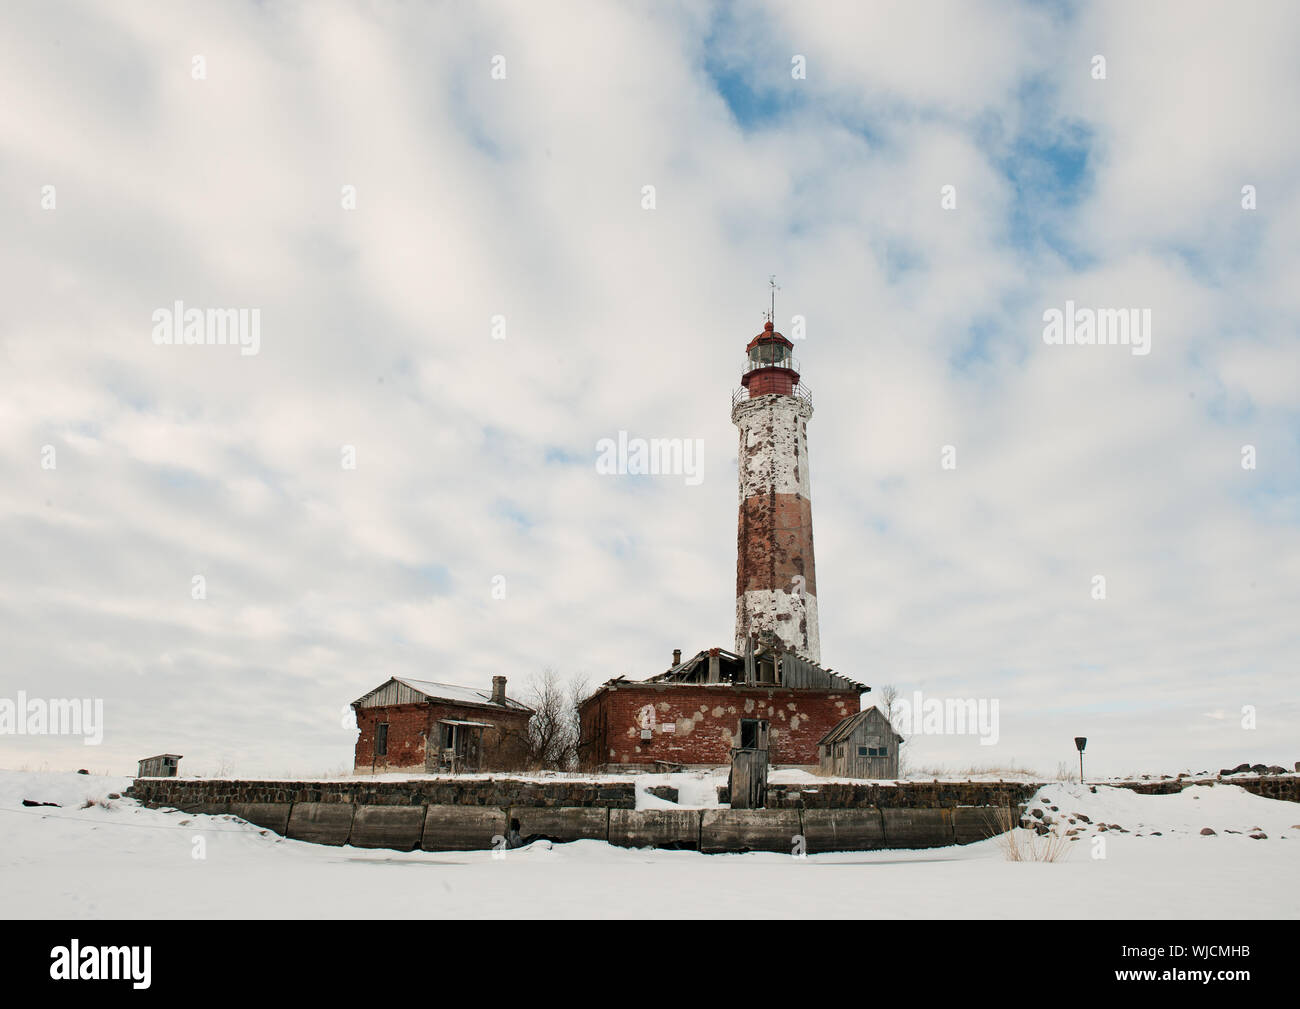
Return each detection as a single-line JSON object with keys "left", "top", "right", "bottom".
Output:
{"left": 732, "top": 320, "right": 820, "bottom": 662}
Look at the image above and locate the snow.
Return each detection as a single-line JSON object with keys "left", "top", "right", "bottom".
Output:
{"left": 3, "top": 770, "right": 1296, "bottom": 919}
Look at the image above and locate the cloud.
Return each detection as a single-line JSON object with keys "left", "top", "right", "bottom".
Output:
{"left": 1, "top": 0, "right": 1296, "bottom": 777}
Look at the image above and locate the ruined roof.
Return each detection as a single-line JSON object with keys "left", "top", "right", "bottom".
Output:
{"left": 818, "top": 706, "right": 902, "bottom": 747}
{"left": 353, "top": 677, "right": 532, "bottom": 712}
{"left": 635, "top": 646, "right": 867, "bottom": 693}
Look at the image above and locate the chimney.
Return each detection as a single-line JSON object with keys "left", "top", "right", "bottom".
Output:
{"left": 672, "top": 648, "right": 682, "bottom": 666}
{"left": 490, "top": 676, "right": 507, "bottom": 705}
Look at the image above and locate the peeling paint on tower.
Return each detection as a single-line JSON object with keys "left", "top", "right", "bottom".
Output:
{"left": 732, "top": 320, "right": 820, "bottom": 662}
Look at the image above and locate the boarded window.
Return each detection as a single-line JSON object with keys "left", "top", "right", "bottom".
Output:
{"left": 375, "top": 722, "right": 389, "bottom": 756}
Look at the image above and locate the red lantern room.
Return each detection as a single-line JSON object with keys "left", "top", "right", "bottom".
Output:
{"left": 740, "top": 320, "right": 800, "bottom": 397}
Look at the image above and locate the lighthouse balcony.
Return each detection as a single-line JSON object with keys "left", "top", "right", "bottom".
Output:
{"left": 732, "top": 380, "right": 813, "bottom": 410}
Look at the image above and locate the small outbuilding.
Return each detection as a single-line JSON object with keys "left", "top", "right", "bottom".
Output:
{"left": 137, "top": 754, "right": 182, "bottom": 778}
{"left": 818, "top": 707, "right": 902, "bottom": 779}
{"left": 351, "top": 676, "right": 533, "bottom": 774}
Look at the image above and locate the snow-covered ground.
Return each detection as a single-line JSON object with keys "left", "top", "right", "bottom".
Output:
{"left": 3, "top": 769, "right": 1296, "bottom": 918}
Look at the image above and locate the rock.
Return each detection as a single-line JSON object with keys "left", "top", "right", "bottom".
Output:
{"left": 21, "top": 799, "right": 60, "bottom": 808}
{"left": 1200, "top": 827, "right": 1216, "bottom": 835}
{"left": 1150, "top": 831, "right": 1162, "bottom": 836}
{"left": 1225, "top": 829, "right": 1241, "bottom": 834}
{"left": 1250, "top": 763, "right": 1268, "bottom": 774}
{"left": 76, "top": 769, "right": 89, "bottom": 775}
{"left": 1075, "top": 813, "right": 1091, "bottom": 823}
{"left": 107, "top": 792, "right": 121, "bottom": 800}
{"left": 1033, "top": 823, "right": 1050, "bottom": 836}
{"left": 1249, "top": 832, "right": 1267, "bottom": 840}
{"left": 1049, "top": 805, "right": 1059, "bottom": 812}
{"left": 1030, "top": 808, "right": 1044, "bottom": 818}
{"left": 1265, "top": 765, "right": 1286, "bottom": 775}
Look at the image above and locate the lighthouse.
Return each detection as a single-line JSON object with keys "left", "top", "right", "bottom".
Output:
{"left": 732, "top": 316, "right": 820, "bottom": 663}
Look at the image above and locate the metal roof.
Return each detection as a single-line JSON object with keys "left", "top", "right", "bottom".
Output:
{"left": 437, "top": 718, "right": 493, "bottom": 728}
{"left": 353, "top": 677, "right": 532, "bottom": 712}
{"left": 818, "top": 707, "right": 903, "bottom": 747}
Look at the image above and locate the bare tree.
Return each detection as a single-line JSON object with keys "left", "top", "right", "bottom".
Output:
{"left": 876, "top": 683, "right": 909, "bottom": 778}
{"left": 523, "top": 668, "right": 589, "bottom": 771}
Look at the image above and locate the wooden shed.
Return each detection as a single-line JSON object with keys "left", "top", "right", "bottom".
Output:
{"left": 817, "top": 707, "right": 902, "bottom": 779}
{"left": 137, "top": 754, "right": 182, "bottom": 778}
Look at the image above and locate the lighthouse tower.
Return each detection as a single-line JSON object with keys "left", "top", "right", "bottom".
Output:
{"left": 732, "top": 317, "right": 820, "bottom": 663}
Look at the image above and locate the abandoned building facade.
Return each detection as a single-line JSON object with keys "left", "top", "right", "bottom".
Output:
{"left": 580, "top": 317, "right": 889, "bottom": 773}
{"left": 352, "top": 676, "right": 532, "bottom": 774}
{"left": 579, "top": 646, "right": 865, "bottom": 770}
{"left": 819, "top": 706, "right": 903, "bottom": 778}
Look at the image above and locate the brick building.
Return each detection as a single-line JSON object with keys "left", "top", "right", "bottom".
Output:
{"left": 579, "top": 647, "right": 865, "bottom": 770}
{"left": 352, "top": 676, "right": 533, "bottom": 774}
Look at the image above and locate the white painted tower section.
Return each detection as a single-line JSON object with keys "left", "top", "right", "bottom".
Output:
{"left": 733, "top": 390, "right": 821, "bottom": 663}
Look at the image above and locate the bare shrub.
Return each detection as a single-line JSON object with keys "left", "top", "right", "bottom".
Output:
{"left": 985, "top": 804, "right": 1071, "bottom": 862}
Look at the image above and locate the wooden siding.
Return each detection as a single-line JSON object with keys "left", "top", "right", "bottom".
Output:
{"left": 355, "top": 679, "right": 431, "bottom": 709}
{"left": 819, "top": 708, "right": 900, "bottom": 779}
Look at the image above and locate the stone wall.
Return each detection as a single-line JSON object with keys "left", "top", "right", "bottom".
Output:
{"left": 726, "top": 780, "right": 1042, "bottom": 809}
{"left": 124, "top": 774, "right": 1298, "bottom": 855}
{"left": 1112, "top": 775, "right": 1300, "bottom": 802}
{"left": 127, "top": 777, "right": 636, "bottom": 811}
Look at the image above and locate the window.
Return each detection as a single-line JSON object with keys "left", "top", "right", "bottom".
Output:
{"left": 375, "top": 722, "right": 389, "bottom": 756}
{"left": 858, "top": 746, "right": 869, "bottom": 757}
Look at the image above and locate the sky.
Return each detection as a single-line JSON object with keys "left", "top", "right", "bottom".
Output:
{"left": 1, "top": 0, "right": 1297, "bottom": 779}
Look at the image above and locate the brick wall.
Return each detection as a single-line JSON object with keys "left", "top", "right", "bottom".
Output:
{"left": 354, "top": 701, "right": 531, "bottom": 773}
{"left": 580, "top": 684, "right": 857, "bottom": 769}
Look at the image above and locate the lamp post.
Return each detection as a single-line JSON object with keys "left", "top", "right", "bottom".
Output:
{"left": 1074, "top": 736, "right": 1087, "bottom": 784}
